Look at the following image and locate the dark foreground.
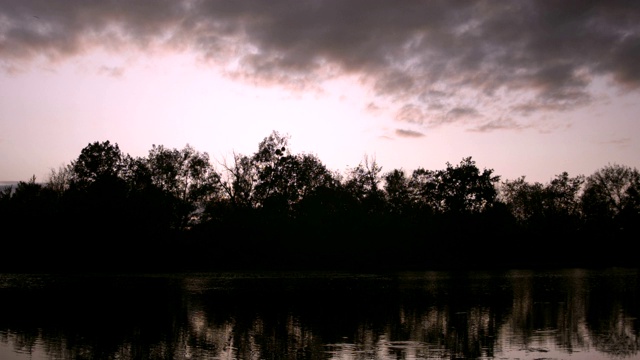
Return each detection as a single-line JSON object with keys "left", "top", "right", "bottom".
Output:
{"left": 3, "top": 136, "right": 638, "bottom": 273}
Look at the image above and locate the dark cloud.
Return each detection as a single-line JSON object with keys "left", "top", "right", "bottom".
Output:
{"left": 2, "top": 0, "right": 639, "bottom": 131}
{"left": 395, "top": 129, "right": 425, "bottom": 138}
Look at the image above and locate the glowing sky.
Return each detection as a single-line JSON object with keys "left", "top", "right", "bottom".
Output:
{"left": 1, "top": 0, "right": 639, "bottom": 183}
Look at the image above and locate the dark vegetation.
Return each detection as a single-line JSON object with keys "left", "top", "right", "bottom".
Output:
{"left": 1, "top": 131, "right": 638, "bottom": 272}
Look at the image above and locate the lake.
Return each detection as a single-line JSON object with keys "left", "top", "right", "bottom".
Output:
{"left": 0, "top": 268, "right": 638, "bottom": 359}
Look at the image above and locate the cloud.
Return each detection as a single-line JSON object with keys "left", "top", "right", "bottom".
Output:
{"left": 2, "top": 1, "right": 640, "bottom": 130}
{"left": 98, "top": 65, "right": 125, "bottom": 78}
{"left": 395, "top": 129, "right": 425, "bottom": 138}
{"left": 446, "top": 107, "right": 481, "bottom": 121}
{"left": 468, "top": 118, "right": 528, "bottom": 133}
{"left": 394, "top": 104, "right": 425, "bottom": 124}
{"left": 600, "top": 137, "right": 632, "bottom": 147}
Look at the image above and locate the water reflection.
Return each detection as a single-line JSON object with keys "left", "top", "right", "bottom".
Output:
{"left": 0, "top": 269, "right": 638, "bottom": 359}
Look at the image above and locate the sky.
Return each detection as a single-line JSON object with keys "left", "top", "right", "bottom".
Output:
{"left": 1, "top": 0, "right": 640, "bottom": 184}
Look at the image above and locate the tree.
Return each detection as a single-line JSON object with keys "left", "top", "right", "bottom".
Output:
{"left": 0, "top": 184, "right": 11, "bottom": 203}
{"left": 5, "top": 175, "right": 64, "bottom": 264}
{"left": 66, "top": 142, "right": 130, "bottom": 244}
{"left": 45, "top": 164, "right": 72, "bottom": 195}
{"left": 499, "top": 172, "right": 584, "bottom": 246}
{"left": 545, "top": 172, "right": 584, "bottom": 219}
{"left": 408, "top": 167, "right": 440, "bottom": 214}
{"left": 581, "top": 164, "right": 640, "bottom": 230}
{"left": 255, "top": 153, "right": 337, "bottom": 212}
{"left": 70, "top": 141, "right": 126, "bottom": 190}
{"left": 146, "top": 144, "right": 221, "bottom": 228}
{"left": 253, "top": 131, "right": 290, "bottom": 172}
{"left": 0, "top": 184, "right": 12, "bottom": 235}
{"left": 122, "top": 155, "right": 154, "bottom": 192}
{"left": 434, "top": 157, "right": 500, "bottom": 214}
{"left": 252, "top": 131, "right": 291, "bottom": 208}
{"left": 11, "top": 175, "right": 43, "bottom": 210}
{"left": 344, "top": 154, "right": 385, "bottom": 212}
{"left": 217, "top": 151, "right": 258, "bottom": 209}
{"left": 383, "top": 169, "right": 411, "bottom": 215}
{"left": 147, "top": 144, "right": 220, "bottom": 205}
{"left": 500, "top": 176, "right": 542, "bottom": 223}
{"left": 249, "top": 131, "right": 338, "bottom": 213}
{"left": 67, "top": 141, "right": 130, "bottom": 237}
{"left": 500, "top": 172, "right": 583, "bottom": 224}
{"left": 341, "top": 155, "right": 387, "bottom": 259}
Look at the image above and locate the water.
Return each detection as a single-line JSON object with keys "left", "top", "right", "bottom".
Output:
{"left": 0, "top": 268, "right": 638, "bottom": 359}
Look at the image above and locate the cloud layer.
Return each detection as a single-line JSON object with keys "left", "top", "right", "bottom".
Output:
{"left": 2, "top": 0, "right": 639, "bottom": 132}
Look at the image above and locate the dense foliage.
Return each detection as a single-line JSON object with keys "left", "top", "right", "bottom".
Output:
{"left": 1, "top": 132, "right": 638, "bottom": 272}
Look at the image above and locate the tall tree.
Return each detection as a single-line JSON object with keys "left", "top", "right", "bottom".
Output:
{"left": 434, "top": 157, "right": 500, "bottom": 214}
{"left": 545, "top": 172, "right": 584, "bottom": 219}
{"left": 45, "top": 164, "right": 72, "bottom": 195}
{"left": 581, "top": 164, "right": 640, "bottom": 230}
{"left": 2, "top": 176, "right": 58, "bottom": 266}
{"left": 383, "top": 169, "right": 411, "bottom": 215}
{"left": 408, "top": 167, "right": 440, "bottom": 214}
{"left": 341, "top": 155, "right": 386, "bottom": 258}
{"left": 252, "top": 131, "right": 291, "bottom": 208}
{"left": 255, "top": 152, "right": 336, "bottom": 212}
{"left": 10, "top": 175, "right": 44, "bottom": 214}
{"left": 217, "top": 151, "right": 257, "bottom": 209}
{"left": 70, "top": 141, "right": 126, "bottom": 190}
{"left": 344, "top": 154, "right": 384, "bottom": 211}
{"left": 500, "top": 171, "right": 584, "bottom": 244}
{"left": 146, "top": 144, "right": 220, "bottom": 205}
{"left": 500, "top": 176, "right": 545, "bottom": 223}
{"left": 146, "top": 144, "right": 221, "bottom": 227}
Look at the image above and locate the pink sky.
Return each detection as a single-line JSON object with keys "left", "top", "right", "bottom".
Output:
{"left": 1, "top": 1, "right": 639, "bottom": 184}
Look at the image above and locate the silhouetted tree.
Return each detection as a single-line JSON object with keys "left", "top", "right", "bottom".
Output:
{"left": 500, "top": 172, "right": 583, "bottom": 228}
{"left": 408, "top": 167, "right": 440, "bottom": 215}
{"left": 256, "top": 152, "right": 336, "bottom": 214}
{"left": 147, "top": 145, "right": 219, "bottom": 204}
{"left": 581, "top": 164, "right": 640, "bottom": 236}
{"left": 45, "top": 164, "right": 72, "bottom": 195}
{"left": 384, "top": 168, "right": 421, "bottom": 224}
{"left": 383, "top": 169, "right": 411, "bottom": 215}
{"left": 500, "top": 177, "right": 545, "bottom": 223}
{"left": 69, "top": 141, "right": 126, "bottom": 190}
{"left": 146, "top": 144, "right": 221, "bottom": 228}
{"left": 60, "top": 141, "right": 153, "bottom": 270}
{"left": 10, "top": 175, "right": 44, "bottom": 215}
{"left": 2, "top": 176, "right": 64, "bottom": 268}
{"left": 499, "top": 172, "right": 585, "bottom": 265}
{"left": 547, "top": 172, "right": 584, "bottom": 216}
{"left": 217, "top": 151, "right": 257, "bottom": 209}
{"left": 0, "top": 184, "right": 12, "bottom": 222}
{"left": 435, "top": 157, "right": 500, "bottom": 214}
{"left": 253, "top": 131, "right": 290, "bottom": 168}
{"left": 252, "top": 131, "right": 291, "bottom": 209}
{"left": 344, "top": 154, "right": 385, "bottom": 214}
{"left": 122, "top": 156, "right": 153, "bottom": 192}
{"left": 337, "top": 155, "right": 391, "bottom": 266}
{"left": 120, "top": 155, "right": 182, "bottom": 249}
{"left": 7, "top": 130, "right": 640, "bottom": 271}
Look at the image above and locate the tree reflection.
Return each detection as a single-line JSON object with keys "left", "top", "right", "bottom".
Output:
{"left": 0, "top": 270, "right": 638, "bottom": 359}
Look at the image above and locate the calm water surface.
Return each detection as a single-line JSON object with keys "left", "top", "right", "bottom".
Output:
{"left": 0, "top": 268, "right": 638, "bottom": 359}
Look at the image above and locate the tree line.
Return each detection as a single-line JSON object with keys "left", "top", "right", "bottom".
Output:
{"left": 1, "top": 131, "right": 638, "bottom": 272}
